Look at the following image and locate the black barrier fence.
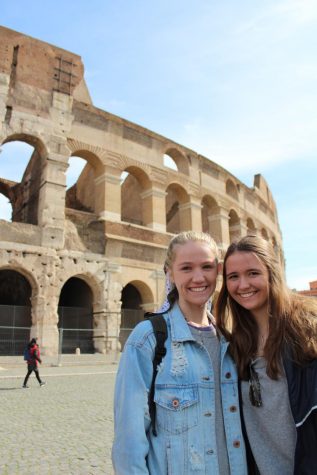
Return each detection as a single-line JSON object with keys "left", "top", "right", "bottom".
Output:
{"left": 0, "top": 305, "right": 31, "bottom": 355}
{"left": 0, "top": 305, "right": 145, "bottom": 356}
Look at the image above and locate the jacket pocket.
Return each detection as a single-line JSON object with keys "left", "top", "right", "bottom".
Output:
{"left": 154, "top": 384, "right": 199, "bottom": 434}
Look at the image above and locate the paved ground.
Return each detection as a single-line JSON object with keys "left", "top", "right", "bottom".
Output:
{"left": 0, "top": 354, "right": 119, "bottom": 475}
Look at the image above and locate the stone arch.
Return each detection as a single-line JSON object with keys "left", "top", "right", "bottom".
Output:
{"left": 0, "top": 181, "right": 14, "bottom": 221}
{"left": 201, "top": 195, "right": 220, "bottom": 234}
{"left": 0, "top": 266, "right": 37, "bottom": 355}
{"left": 226, "top": 178, "right": 239, "bottom": 201}
{"left": 246, "top": 217, "right": 256, "bottom": 235}
{"left": 1, "top": 134, "right": 49, "bottom": 225}
{"left": 120, "top": 280, "right": 154, "bottom": 348}
{"left": 65, "top": 149, "right": 104, "bottom": 214}
{"left": 165, "top": 182, "right": 189, "bottom": 233}
{"left": 2, "top": 132, "right": 48, "bottom": 158}
{"left": 163, "top": 147, "right": 189, "bottom": 175}
{"left": 121, "top": 166, "right": 151, "bottom": 226}
{"left": 261, "top": 228, "right": 269, "bottom": 240}
{"left": 57, "top": 274, "right": 98, "bottom": 354}
{"left": 229, "top": 209, "right": 241, "bottom": 242}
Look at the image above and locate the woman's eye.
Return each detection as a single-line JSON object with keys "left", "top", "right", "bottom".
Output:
{"left": 227, "top": 275, "right": 237, "bottom": 281}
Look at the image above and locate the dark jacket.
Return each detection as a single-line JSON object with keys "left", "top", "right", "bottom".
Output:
{"left": 242, "top": 355, "right": 317, "bottom": 475}
{"left": 284, "top": 356, "right": 317, "bottom": 475}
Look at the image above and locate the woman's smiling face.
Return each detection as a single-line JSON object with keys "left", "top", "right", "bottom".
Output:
{"left": 225, "top": 251, "right": 270, "bottom": 320}
{"left": 169, "top": 240, "right": 219, "bottom": 311}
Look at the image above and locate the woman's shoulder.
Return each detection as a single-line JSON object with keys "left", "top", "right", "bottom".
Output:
{"left": 125, "top": 314, "right": 167, "bottom": 347}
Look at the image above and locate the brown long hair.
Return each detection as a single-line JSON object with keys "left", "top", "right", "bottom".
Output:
{"left": 215, "top": 235, "right": 317, "bottom": 379}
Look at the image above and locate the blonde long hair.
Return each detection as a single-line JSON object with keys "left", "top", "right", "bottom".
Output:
{"left": 216, "top": 235, "right": 317, "bottom": 379}
{"left": 165, "top": 231, "right": 219, "bottom": 310}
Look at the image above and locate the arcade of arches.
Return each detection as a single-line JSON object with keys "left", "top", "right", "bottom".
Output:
{"left": 0, "top": 26, "right": 283, "bottom": 355}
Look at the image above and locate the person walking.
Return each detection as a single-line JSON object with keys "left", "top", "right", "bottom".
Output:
{"left": 216, "top": 235, "right": 317, "bottom": 475}
{"left": 112, "top": 231, "right": 247, "bottom": 474}
{"left": 23, "top": 338, "right": 46, "bottom": 388}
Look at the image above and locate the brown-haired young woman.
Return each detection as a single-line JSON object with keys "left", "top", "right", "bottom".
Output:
{"left": 216, "top": 235, "right": 317, "bottom": 475}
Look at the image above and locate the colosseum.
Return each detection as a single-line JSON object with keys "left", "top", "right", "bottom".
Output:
{"left": 0, "top": 26, "right": 282, "bottom": 356}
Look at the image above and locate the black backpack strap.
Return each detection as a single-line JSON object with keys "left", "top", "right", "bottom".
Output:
{"left": 145, "top": 313, "right": 168, "bottom": 436}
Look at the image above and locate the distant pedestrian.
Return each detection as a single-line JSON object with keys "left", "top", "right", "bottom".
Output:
{"left": 23, "top": 338, "right": 46, "bottom": 388}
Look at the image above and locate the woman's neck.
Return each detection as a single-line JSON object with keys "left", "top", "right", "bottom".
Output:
{"left": 178, "top": 301, "right": 209, "bottom": 326}
{"left": 252, "top": 309, "right": 270, "bottom": 355}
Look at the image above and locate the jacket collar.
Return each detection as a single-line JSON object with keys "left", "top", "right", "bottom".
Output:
{"left": 168, "top": 303, "right": 201, "bottom": 343}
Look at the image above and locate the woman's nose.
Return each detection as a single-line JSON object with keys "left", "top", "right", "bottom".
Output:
{"left": 237, "top": 276, "right": 250, "bottom": 289}
{"left": 192, "top": 270, "right": 204, "bottom": 282}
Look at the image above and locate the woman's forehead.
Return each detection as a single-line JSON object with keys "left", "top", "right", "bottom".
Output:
{"left": 172, "top": 240, "right": 216, "bottom": 261}
{"left": 226, "top": 251, "right": 265, "bottom": 270}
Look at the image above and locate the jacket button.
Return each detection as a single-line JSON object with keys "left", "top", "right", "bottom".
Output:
{"left": 225, "top": 372, "right": 231, "bottom": 379}
{"left": 202, "top": 376, "right": 210, "bottom": 381}
{"left": 172, "top": 399, "right": 179, "bottom": 408}
{"left": 229, "top": 405, "right": 237, "bottom": 412}
{"left": 204, "top": 412, "right": 212, "bottom": 417}
{"left": 207, "top": 449, "right": 214, "bottom": 455}
{"left": 233, "top": 440, "right": 240, "bottom": 448}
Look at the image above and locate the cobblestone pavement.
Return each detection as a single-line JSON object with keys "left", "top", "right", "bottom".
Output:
{"left": 0, "top": 355, "right": 118, "bottom": 475}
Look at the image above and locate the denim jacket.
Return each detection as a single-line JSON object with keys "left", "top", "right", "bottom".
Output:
{"left": 112, "top": 304, "right": 247, "bottom": 474}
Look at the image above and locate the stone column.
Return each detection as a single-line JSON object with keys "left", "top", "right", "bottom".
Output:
{"left": 207, "top": 207, "right": 230, "bottom": 248}
{"left": 179, "top": 197, "right": 202, "bottom": 232}
{"left": 95, "top": 166, "right": 121, "bottom": 222}
{"left": 103, "top": 263, "right": 123, "bottom": 351}
{"left": 140, "top": 187, "right": 167, "bottom": 232}
{"left": 38, "top": 154, "right": 68, "bottom": 249}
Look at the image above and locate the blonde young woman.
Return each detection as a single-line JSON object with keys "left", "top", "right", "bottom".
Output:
{"left": 216, "top": 235, "right": 317, "bottom": 475}
{"left": 112, "top": 231, "right": 247, "bottom": 475}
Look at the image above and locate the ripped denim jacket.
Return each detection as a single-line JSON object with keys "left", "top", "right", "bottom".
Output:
{"left": 112, "top": 304, "right": 247, "bottom": 475}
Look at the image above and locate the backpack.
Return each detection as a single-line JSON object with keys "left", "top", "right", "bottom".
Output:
{"left": 145, "top": 313, "right": 168, "bottom": 436}
{"left": 23, "top": 346, "right": 30, "bottom": 361}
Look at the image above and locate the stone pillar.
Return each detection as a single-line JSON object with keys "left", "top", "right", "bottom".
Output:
{"left": 38, "top": 154, "right": 68, "bottom": 249}
{"left": 179, "top": 197, "right": 202, "bottom": 232}
{"left": 207, "top": 207, "right": 230, "bottom": 248}
{"left": 103, "top": 263, "right": 123, "bottom": 351}
{"left": 31, "top": 293, "right": 59, "bottom": 357}
{"left": 150, "top": 269, "right": 166, "bottom": 310}
{"left": 95, "top": 166, "right": 121, "bottom": 222}
{"left": 140, "top": 187, "right": 167, "bottom": 232}
{"left": 0, "top": 72, "right": 10, "bottom": 135}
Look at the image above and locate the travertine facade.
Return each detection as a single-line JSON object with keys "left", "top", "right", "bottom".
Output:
{"left": 0, "top": 26, "right": 283, "bottom": 355}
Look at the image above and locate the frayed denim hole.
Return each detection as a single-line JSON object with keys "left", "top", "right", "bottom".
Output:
{"left": 171, "top": 342, "right": 188, "bottom": 376}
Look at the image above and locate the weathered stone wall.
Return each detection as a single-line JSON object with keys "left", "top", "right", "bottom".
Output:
{"left": 0, "top": 26, "right": 283, "bottom": 355}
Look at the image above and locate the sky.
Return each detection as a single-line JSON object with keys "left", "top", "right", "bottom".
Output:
{"left": 0, "top": 0, "right": 316, "bottom": 290}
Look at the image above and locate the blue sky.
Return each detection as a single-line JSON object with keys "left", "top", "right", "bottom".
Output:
{"left": 0, "top": 0, "right": 316, "bottom": 290}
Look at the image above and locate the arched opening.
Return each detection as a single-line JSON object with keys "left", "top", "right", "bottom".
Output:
{"left": 163, "top": 154, "right": 178, "bottom": 171}
{"left": 247, "top": 218, "right": 256, "bottom": 235}
{"left": 0, "top": 185, "right": 13, "bottom": 221}
{"left": 121, "top": 166, "right": 151, "bottom": 226}
{"left": 58, "top": 277, "right": 94, "bottom": 353}
{"left": 163, "top": 148, "right": 189, "bottom": 175}
{"left": 0, "top": 139, "right": 40, "bottom": 224}
{"left": 261, "top": 228, "right": 269, "bottom": 241}
{"left": 65, "top": 154, "right": 95, "bottom": 213}
{"left": 229, "top": 209, "right": 240, "bottom": 242}
{"left": 120, "top": 281, "right": 154, "bottom": 349}
{"left": 226, "top": 179, "right": 239, "bottom": 201}
{"left": 201, "top": 195, "right": 219, "bottom": 236}
{"left": 166, "top": 183, "right": 188, "bottom": 234}
{"left": 0, "top": 269, "right": 32, "bottom": 355}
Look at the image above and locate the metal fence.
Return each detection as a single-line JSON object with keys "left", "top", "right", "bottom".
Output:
{"left": 0, "top": 305, "right": 31, "bottom": 355}
{"left": 0, "top": 306, "right": 146, "bottom": 357}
